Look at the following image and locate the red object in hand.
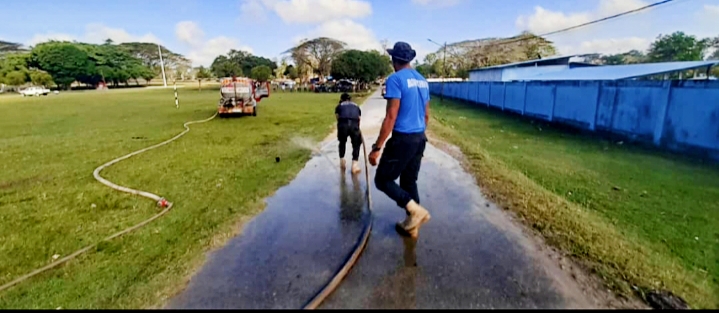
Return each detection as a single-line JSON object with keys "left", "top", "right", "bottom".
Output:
{"left": 157, "top": 198, "right": 169, "bottom": 208}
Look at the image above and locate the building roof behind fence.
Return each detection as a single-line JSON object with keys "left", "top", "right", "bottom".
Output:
{"left": 469, "top": 55, "right": 579, "bottom": 72}
{"left": 517, "top": 61, "right": 719, "bottom": 81}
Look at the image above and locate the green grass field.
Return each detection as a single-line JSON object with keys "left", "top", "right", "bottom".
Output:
{"left": 0, "top": 87, "right": 369, "bottom": 309}
{"left": 429, "top": 99, "right": 719, "bottom": 308}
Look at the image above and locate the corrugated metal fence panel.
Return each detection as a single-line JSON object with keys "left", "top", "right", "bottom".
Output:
{"left": 524, "top": 83, "right": 554, "bottom": 120}
{"left": 504, "top": 83, "right": 526, "bottom": 113}
{"left": 428, "top": 80, "right": 719, "bottom": 159}
{"left": 664, "top": 81, "right": 719, "bottom": 150}
{"left": 489, "top": 82, "right": 505, "bottom": 109}
{"left": 553, "top": 81, "right": 600, "bottom": 130}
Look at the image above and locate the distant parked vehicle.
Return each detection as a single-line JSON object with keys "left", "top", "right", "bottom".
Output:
{"left": 335, "top": 79, "right": 354, "bottom": 93}
{"left": 19, "top": 86, "right": 51, "bottom": 97}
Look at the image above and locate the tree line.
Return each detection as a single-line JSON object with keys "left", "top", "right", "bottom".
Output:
{"left": 586, "top": 32, "right": 718, "bottom": 66}
{"left": 414, "top": 31, "right": 719, "bottom": 79}
{"left": 0, "top": 39, "right": 192, "bottom": 90}
{"left": 282, "top": 37, "right": 392, "bottom": 86}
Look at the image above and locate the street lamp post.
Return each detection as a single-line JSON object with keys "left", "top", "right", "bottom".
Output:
{"left": 428, "top": 39, "right": 448, "bottom": 103}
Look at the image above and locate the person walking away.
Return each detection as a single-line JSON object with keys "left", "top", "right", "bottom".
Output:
{"left": 336, "top": 93, "right": 363, "bottom": 174}
{"left": 368, "top": 42, "right": 431, "bottom": 238}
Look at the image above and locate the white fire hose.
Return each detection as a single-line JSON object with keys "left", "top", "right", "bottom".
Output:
{"left": 0, "top": 113, "right": 218, "bottom": 293}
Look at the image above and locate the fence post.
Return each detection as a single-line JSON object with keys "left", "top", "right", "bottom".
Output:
{"left": 549, "top": 84, "right": 557, "bottom": 122}
{"left": 608, "top": 83, "right": 621, "bottom": 133}
{"left": 522, "top": 82, "right": 528, "bottom": 116}
{"left": 488, "top": 83, "right": 493, "bottom": 107}
{"left": 653, "top": 81, "right": 674, "bottom": 146}
{"left": 590, "top": 82, "right": 602, "bottom": 131}
{"left": 501, "top": 83, "right": 507, "bottom": 111}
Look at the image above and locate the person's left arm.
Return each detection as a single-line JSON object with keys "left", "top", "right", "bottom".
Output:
{"left": 425, "top": 101, "right": 430, "bottom": 127}
{"left": 335, "top": 104, "right": 340, "bottom": 121}
{"left": 423, "top": 85, "right": 431, "bottom": 127}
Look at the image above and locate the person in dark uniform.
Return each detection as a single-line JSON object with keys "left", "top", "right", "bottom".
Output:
{"left": 335, "top": 93, "right": 362, "bottom": 174}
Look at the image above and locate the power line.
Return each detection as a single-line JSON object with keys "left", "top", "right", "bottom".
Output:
{"left": 539, "top": 0, "right": 675, "bottom": 37}
{"left": 442, "top": 0, "right": 678, "bottom": 53}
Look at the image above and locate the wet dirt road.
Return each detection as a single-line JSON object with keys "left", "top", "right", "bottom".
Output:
{"left": 167, "top": 90, "right": 598, "bottom": 309}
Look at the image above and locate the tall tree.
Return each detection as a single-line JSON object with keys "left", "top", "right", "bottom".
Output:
{"left": 0, "top": 40, "right": 26, "bottom": 56}
{"left": 0, "top": 52, "right": 31, "bottom": 84}
{"left": 421, "top": 32, "right": 557, "bottom": 78}
{"left": 4, "top": 71, "right": 27, "bottom": 86}
{"left": 647, "top": 32, "right": 710, "bottom": 62}
{"left": 210, "top": 49, "right": 277, "bottom": 78}
{"left": 119, "top": 42, "right": 190, "bottom": 74}
{"left": 285, "top": 37, "right": 347, "bottom": 81}
{"left": 195, "top": 66, "right": 211, "bottom": 91}
{"left": 331, "top": 49, "right": 391, "bottom": 86}
{"left": 250, "top": 65, "right": 272, "bottom": 82}
{"left": 29, "top": 70, "right": 54, "bottom": 87}
{"left": 31, "top": 41, "right": 95, "bottom": 89}
{"left": 285, "top": 65, "right": 299, "bottom": 80}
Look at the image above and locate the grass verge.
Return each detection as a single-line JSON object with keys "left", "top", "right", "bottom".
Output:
{"left": 428, "top": 99, "right": 718, "bottom": 309}
{"left": 0, "top": 87, "right": 363, "bottom": 308}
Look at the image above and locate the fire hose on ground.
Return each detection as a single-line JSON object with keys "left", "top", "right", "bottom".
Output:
{"left": 303, "top": 132, "right": 373, "bottom": 309}
{"left": 0, "top": 114, "right": 374, "bottom": 311}
{"left": 0, "top": 113, "right": 218, "bottom": 293}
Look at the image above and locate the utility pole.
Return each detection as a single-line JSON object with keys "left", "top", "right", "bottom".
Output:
{"left": 157, "top": 43, "right": 167, "bottom": 88}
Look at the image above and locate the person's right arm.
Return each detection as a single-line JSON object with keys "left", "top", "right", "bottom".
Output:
{"left": 374, "top": 75, "right": 402, "bottom": 149}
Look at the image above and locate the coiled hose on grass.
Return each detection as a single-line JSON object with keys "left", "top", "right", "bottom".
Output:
{"left": 0, "top": 113, "right": 218, "bottom": 293}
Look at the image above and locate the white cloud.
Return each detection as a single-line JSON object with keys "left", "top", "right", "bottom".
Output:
{"left": 410, "top": 43, "right": 434, "bottom": 64}
{"left": 411, "top": 0, "right": 461, "bottom": 8}
{"left": 515, "top": 0, "right": 658, "bottom": 56}
{"left": 84, "top": 23, "right": 160, "bottom": 44}
{"left": 294, "top": 19, "right": 382, "bottom": 51}
{"left": 187, "top": 36, "right": 252, "bottom": 68}
{"left": 26, "top": 24, "right": 161, "bottom": 47}
{"left": 174, "top": 21, "right": 252, "bottom": 67}
{"left": 516, "top": 0, "right": 649, "bottom": 34}
{"left": 245, "top": 0, "right": 372, "bottom": 24}
{"left": 557, "top": 37, "right": 652, "bottom": 55}
{"left": 240, "top": 0, "right": 268, "bottom": 22}
{"left": 696, "top": 4, "right": 719, "bottom": 37}
{"left": 175, "top": 21, "right": 205, "bottom": 47}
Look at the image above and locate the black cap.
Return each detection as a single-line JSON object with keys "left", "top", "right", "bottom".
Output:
{"left": 386, "top": 41, "right": 417, "bottom": 63}
{"left": 340, "top": 93, "right": 352, "bottom": 102}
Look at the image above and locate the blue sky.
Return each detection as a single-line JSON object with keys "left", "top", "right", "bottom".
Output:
{"left": 1, "top": 0, "right": 718, "bottom": 66}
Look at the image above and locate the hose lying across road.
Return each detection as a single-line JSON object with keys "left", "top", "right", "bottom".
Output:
{"left": 0, "top": 113, "right": 218, "bottom": 294}
{"left": 302, "top": 133, "right": 374, "bottom": 309}
{"left": 1, "top": 112, "right": 373, "bottom": 311}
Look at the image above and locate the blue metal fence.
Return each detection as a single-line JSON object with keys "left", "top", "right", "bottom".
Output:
{"left": 430, "top": 80, "right": 719, "bottom": 159}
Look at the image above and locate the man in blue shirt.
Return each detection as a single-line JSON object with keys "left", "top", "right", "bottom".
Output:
{"left": 369, "top": 42, "right": 431, "bottom": 239}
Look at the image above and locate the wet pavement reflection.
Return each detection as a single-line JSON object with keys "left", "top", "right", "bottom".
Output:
{"left": 168, "top": 91, "right": 596, "bottom": 309}
{"left": 166, "top": 150, "right": 370, "bottom": 309}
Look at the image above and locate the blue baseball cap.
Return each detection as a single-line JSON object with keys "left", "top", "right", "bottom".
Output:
{"left": 386, "top": 41, "right": 417, "bottom": 63}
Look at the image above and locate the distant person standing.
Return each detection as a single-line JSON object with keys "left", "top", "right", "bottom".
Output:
{"left": 335, "top": 93, "right": 362, "bottom": 174}
{"left": 369, "top": 42, "right": 431, "bottom": 238}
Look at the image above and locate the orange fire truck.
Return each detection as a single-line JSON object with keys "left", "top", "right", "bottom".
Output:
{"left": 218, "top": 77, "right": 270, "bottom": 117}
